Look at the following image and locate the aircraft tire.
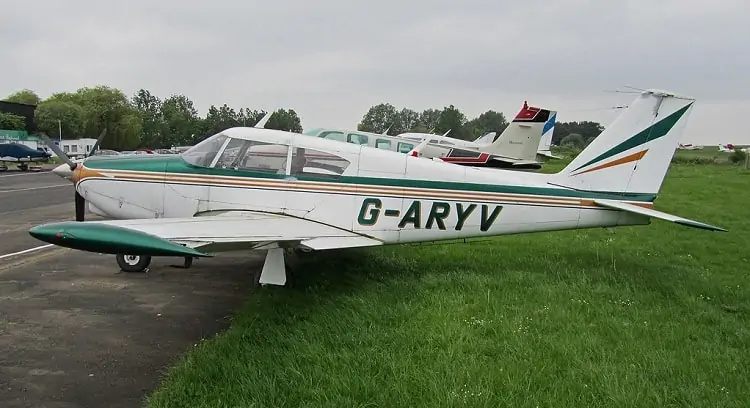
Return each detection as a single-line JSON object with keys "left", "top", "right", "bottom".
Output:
{"left": 116, "top": 254, "right": 152, "bottom": 273}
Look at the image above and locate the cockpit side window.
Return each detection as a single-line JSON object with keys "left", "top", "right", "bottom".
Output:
{"left": 181, "top": 133, "right": 228, "bottom": 167}
{"left": 213, "top": 138, "right": 250, "bottom": 169}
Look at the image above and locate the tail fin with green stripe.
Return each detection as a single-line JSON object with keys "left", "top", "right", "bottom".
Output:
{"left": 552, "top": 89, "right": 695, "bottom": 196}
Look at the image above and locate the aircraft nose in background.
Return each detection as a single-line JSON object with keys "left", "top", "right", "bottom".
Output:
{"left": 52, "top": 163, "right": 73, "bottom": 180}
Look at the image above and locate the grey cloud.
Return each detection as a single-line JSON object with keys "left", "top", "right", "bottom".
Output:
{"left": 1, "top": 0, "right": 748, "bottom": 144}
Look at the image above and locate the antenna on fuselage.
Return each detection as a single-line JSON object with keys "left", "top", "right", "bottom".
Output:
{"left": 382, "top": 124, "right": 392, "bottom": 135}
{"left": 253, "top": 111, "right": 273, "bottom": 129}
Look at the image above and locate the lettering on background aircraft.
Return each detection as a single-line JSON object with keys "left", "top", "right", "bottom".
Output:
{"left": 357, "top": 198, "right": 503, "bottom": 231}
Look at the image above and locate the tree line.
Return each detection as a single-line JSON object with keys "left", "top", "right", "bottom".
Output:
{"left": 1, "top": 87, "right": 605, "bottom": 151}
{"left": 357, "top": 102, "right": 605, "bottom": 147}
{"left": 1, "top": 87, "right": 303, "bottom": 150}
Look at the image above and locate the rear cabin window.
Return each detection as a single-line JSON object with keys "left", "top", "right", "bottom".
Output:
{"left": 289, "top": 147, "right": 351, "bottom": 179}
{"left": 397, "top": 142, "right": 414, "bottom": 153}
{"left": 236, "top": 141, "right": 291, "bottom": 174}
{"left": 348, "top": 133, "right": 369, "bottom": 145}
{"left": 375, "top": 139, "right": 392, "bottom": 149}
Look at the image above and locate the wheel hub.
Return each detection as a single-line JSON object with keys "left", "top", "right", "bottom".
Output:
{"left": 124, "top": 255, "right": 141, "bottom": 265}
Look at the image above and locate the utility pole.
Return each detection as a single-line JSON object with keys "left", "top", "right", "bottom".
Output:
{"left": 58, "top": 120, "right": 62, "bottom": 144}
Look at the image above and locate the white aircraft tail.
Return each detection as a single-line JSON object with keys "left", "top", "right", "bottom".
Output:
{"left": 550, "top": 89, "right": 696, "bottom": 196}
{"left": 481, "top": 102, "right": 553, "bottom": 161}
{"left": 536, "top": 112, "right": 560, "bottom": 159}
{"left": 537, "top": 111, "right": 556, "bottom": 151}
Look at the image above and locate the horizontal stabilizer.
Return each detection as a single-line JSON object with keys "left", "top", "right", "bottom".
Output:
{"left": 537, "top": 150, "right": 561, "bottom": 159}
{"left": 511, "top": 159, "right": 542, "bottom": 166}
{"left": 594, "top": 199, "right": 727, "bottom": 232}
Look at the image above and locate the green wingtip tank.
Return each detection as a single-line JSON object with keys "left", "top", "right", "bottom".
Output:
{"left": 29, "top": 222, "right": 212, "bottom": 258}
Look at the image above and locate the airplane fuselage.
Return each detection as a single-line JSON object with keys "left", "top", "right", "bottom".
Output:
{"left": 74, "top": 146, "right": 651, "bottom": 248}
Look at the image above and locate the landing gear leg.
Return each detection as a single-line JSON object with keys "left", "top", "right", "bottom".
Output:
{"left": 169, "top": 256, "right": 194, "bottom": 269}
{"left": 255, "top": 244, "right": 298, "bottom": 288}
{"left": 116, "top": 254, "right": 152, "bottom": 273}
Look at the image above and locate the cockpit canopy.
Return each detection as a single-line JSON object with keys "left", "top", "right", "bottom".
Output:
{"left": 181, "top": 132, "right": 352, "bottom": 178}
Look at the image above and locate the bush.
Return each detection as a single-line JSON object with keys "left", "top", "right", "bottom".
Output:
{"left": 729, "top": 149, "right": 747, "bottom": 165}
{"left": 671, "top": 156, "right": 717, "bottom": 165}
{"left": 560, "top": 133, "right": 585, "bottom": 149}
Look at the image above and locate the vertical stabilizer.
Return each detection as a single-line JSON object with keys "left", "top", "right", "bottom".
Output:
{"left": 482, "top": 101, "right": 552, "bottom": 161}
{"left": 550, "top": 89, "right": 696, "bottom": 196}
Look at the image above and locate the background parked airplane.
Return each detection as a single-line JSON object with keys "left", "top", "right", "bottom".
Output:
{"left": 0, "top": 142, "right": 51, "bottom": 171}
{"left": 398, "top": 103, "right": 559, "bottom": 162}
{"left": 305, "top": 102, "right": 555, "bottom": 170}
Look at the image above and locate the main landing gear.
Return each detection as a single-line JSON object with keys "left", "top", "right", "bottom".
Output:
{"left": 115, "top": 254, "right": 194, "bottom": 273}
{"left": 113, "top": 245, "right": 303, "bottom": 287}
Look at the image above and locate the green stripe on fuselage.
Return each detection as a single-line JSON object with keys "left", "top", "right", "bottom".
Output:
{"left": 83, "top": 155, "right": 657, "bottom": 202}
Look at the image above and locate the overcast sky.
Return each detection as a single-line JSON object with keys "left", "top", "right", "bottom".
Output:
{"left": 2, "top": 0, "right": 748, "bottom": 144}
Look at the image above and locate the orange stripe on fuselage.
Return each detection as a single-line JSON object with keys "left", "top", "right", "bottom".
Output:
{"left": 573, "top": 149, "right": 648, "bottom": 176}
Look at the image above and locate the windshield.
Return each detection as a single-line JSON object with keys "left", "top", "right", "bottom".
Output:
{"left": 181, "top": 133, "right": 228, "bottom": 167}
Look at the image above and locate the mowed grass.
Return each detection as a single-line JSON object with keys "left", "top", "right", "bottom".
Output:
{"left": 146, "top": 162, "right": 750, "bottom": 408}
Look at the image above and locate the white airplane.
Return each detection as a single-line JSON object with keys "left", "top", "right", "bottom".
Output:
{"left": 678, "top": 143, "right": 703, "bottom": 150}
{"left": 30, "top": 89, "right": 725, "bottom": 287}
{"left": 399, "top": 104, "right": 560, "bottom": 162}
{"left": 304, "top": 102, "right": 555, "bottom": 170}
{"left": 718, "top": 143, "right": 748, "bottom": 153}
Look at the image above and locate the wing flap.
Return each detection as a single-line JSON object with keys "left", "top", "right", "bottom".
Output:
{"left": 593, "top": 199, "right": 727, "bottom": 232}
{"left": 87, "top": 211, "right": 383, "bottom": 250}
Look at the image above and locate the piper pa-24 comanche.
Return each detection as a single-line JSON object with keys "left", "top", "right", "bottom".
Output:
{"left": 29, "top": 89, "right": 725, "bottom": 286}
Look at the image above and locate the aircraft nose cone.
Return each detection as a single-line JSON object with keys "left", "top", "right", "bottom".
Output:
{"left": 52, "top": 163, "right": 73, "bottom": 180}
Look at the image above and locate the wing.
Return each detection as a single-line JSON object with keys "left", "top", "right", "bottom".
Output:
{"left": 28, "top": 211, "right": 383, "bottom": 257}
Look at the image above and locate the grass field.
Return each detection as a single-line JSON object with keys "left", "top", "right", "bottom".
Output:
{"left": 146, "top": 157, "right": 749, "bottom": 408}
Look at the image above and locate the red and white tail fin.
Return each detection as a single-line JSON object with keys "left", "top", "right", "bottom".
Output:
{"left": 480, "top": 101, "right": 554, "bottom": 161}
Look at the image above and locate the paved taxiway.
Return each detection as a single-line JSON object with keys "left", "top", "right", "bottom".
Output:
{"left": 0, "top": 171, "right": 261, "bottom": 408}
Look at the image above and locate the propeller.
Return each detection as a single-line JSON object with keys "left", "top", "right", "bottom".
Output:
{"left": 40, "top": 128, "right": 108, "bottom": 222}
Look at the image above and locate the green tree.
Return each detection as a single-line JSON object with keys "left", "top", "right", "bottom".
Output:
{"left": 131, "top": 89, "right": 163, "bottom": 148}
{"left": 465, "top": 110, "right": 508, "bottom": 140}
{"left": 203, "top": 104, "right": 241, "bottom": 136}
{"left": 435, "top": 105, "right": 468, "bottom": 139}
{"left": 552, "top": 121, "right": 604, "bottom": 145}
{"left": 160, "top": 94, "right": 201, "bottom": 147}
{"left": 237, "top": 108, "right": 267, "bottom": 127}
{"left": 267, "top": 109, "right": 303, "bottom": 132}
{"left": 0, "top": 112, "right": 26, "bottom": 130}
{"left": 358, "top": 103, "right": 401, "bottom": 134}
{"left": 3, "top": 89, "right": 41, "bottom": 105}
{"left": 34, "top": 100, "right": 85, "bottom": 138}
{"left": 399, "top": 108, "right": 420, "bottom": 133}
{"left": 418, "top": 108, "right": 441, "bottom": 132}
